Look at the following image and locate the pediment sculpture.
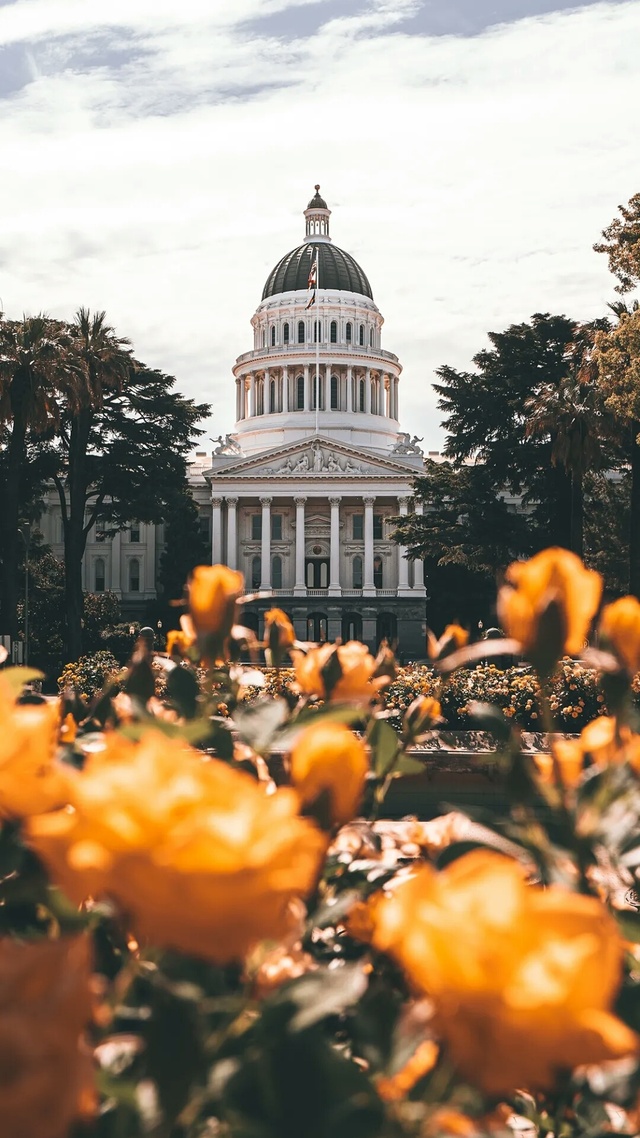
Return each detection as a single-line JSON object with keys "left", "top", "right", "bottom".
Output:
{"left": 262, "top": 445, "right": 362, "bottom": 475}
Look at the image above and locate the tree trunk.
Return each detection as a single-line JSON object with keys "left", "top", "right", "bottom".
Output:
{"left": 549, "top": 466, "right": 573, "bottom": 548}
{"left": 63, "top": 409, "right": 92, "bottom": 661}
{"left": 630, "top": 421, "right": 640, "bottom": 598}
{"left": 570, "top": 470, "right": 584, "bottom": 559}
{"left": 0, "top": 410, "right": 27, "bottom": 642}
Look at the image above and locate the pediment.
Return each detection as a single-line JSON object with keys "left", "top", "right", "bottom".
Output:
{"left": 207, "top": 436, "right": 417, "bottom": 480}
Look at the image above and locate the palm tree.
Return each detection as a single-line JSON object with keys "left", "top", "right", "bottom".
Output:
{"left": 57, "top": 309, "right": 132, "bottom": 660}
{"left": 0, "top": 315, "right": 73, "bottom": 642}
{"left": 525, "top": 323, "right": 611, "bottom": 558}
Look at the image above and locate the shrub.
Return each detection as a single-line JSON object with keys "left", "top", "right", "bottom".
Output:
{"left": 58, "top": 650, "right": 121, "bottom": 700}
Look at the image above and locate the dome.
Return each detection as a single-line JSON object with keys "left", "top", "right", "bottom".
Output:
{"left": 307, "top": 187, "right": 328, "bottom": 209}
{"left": 262, "top": 241, "right": 373, "bottom": 301}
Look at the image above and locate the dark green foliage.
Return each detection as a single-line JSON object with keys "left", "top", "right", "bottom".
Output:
{"left": 157, "top": 489, "right": 210, "bottom": 625}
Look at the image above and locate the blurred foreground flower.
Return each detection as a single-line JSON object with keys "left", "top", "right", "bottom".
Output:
{"left": 290, "top": 721, "right": 369, "bottom": 828}
{"left": 264, "top": 607, "right": 296, "bottom": 666}
{"left": 187, "top": 564, "right": 245, "bottom": 661}
{"left": 28, "top": 730, "right": 325, "bottom": 964}
{"left": 600, "top": 596, "right": 640, "bottom": 675}
{"left": 0, "top": 680, "right": 72, "bottom": 818}
{"left": 365, "top": 849, "right": 637, "bottom": 1094}
{"left": 0, "top": 935, "right": 94, "bottom": 1138}
{"left": 427, "top": 624, "right": 469, "bottom": 661}
{"left": 293, "top": 640, "right": 387, "bottom": 702}
{"left": 537, "top": 716, "right": 640, "bottom": 788}
{"left": 498, "top": 548, "right": 602, "bottom": 669}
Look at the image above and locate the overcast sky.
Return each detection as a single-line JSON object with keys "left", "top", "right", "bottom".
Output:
{"left": 0, "top": 0, "right": 639, "bottom": 451}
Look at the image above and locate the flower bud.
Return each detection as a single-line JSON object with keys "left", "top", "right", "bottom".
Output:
{"left": 263, "top": 608, "right": 295, "bottom": 665}
{"left": 187, "top": 564, "right": 245, "bottom": 661}
{"left": 290, "top": 721, "right": 369, "bottom": 828}
{"left": 403, "top": 695, "right": 442, "bottom": 741}
{"left": 599, "top": 596, "right": 640, "bottom": 675}
{"left": 427, "top": 625, "right": 468, "bottom": 661}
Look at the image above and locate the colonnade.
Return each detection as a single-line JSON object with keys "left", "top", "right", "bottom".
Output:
{"left": 210, "top": 495, "right": 425, "bottom": 596}
{"left": 235, "top": 366, "right": 400, "bottom": 421}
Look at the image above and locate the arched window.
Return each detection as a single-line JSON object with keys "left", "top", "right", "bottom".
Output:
{"left": 330, "top": 374, "right": 339, "bottom": 409}
{"left": 272, "top": 555, "right": 282, "bottom": 589}
{"left": 342, "top": 613, "right": 363, "bottom": 642}
{"left": 359, "top": 324, "right": 365, "bottom": 346}
{"left": 283, "top": 322, "right": 290, "bottom": 344}
{"left": 352, "top": 555, "right": 363, "bottom": 589}
{"left": 251, "top": 556, "right": 262, "bottom": 590}
{"left": 94, "top": 558, "right": 105, "bottom": 592}
{"left": 311, "top": 373, "right": 318, "bottom": 410}
{"left": 359, "top": 379, "right": 365, "bottom": 412}
{"left": 256, "top": 380, "right": 264, "bottom": 416}
{"left": 346, "top": 322, "right": 352, "bottom": 343}
{"left": 269, "top": 379, "right": 276, "bottom": 413}
{"left": 271, "top": 325, "right": 276, "bottom": 346}
{"left": 262, "top": 328, "right": 266, "bottom": 348}
{"left": 314, "top": 320, "right": 321, "bottom": 343}
{"left": 129, "top": 558, "right": 140, "bottom": 593}
{"left": 373, "top": 556, "right": 383, "bottom": 589}
{"left": 330, "top": 320, "right": 337, "bottom": 343}
{"left": 296, "top": 374, "right": 304, "bottom": 410}
{"left": 377, "top": 613, "right": 397, "bottom": 645}
{"left": 298, "top": 321, "right": 305, "bottom": 344}
{"left": 307, "top": 612, "right": 328, "bottom": 642}
{"left": 371, "top": 381, "right": 377, "bottom": 416}
{"left": 369, "top": 326, "right": 374, "bottom": 346}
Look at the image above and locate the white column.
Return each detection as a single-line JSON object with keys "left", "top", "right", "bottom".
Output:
{"left": 393, "top": 377, "right": 399, "bottom": 419}
{"left": 283, "top": 366, "right": 289, "bottom": 412}
{"left": 347, "top": 365, "right": 354, "bottom": 412}
{"left": 145, "top": 522, "right": 156, "bottom": 593}
{"left": 294, "top": 496, "right": 306, "bottom": 595}
{"left": 226, "top": 498, "right": 238, "bottom": 570}
{"left": 329, "top": 497, "right": 341, "bottom": 595}
{"left": 304, "top": 364, "right": 310, "bottom": 411}
{"left": 249, "top": 373, "right": 256, "bottom": 417}
{"left": 397, "top": 497, "right": 412, "bottom": 595}
{"left": 264, "top": 369, "right": 270, "bottom": 413}
{"left": 111, "top": 530, "right": 122, "bottom": 596}
{"left": 363, "top": 496, "right": 375, "bottom": 596}
{"left": 212, "top": 498, "right": 223, "bottom": 564}
{"left": 365, "top": 368, "right": 371, "bottom": 414}
{"left": 260, "top": 497, "right": 272, "bottom": 590}
{"left": 413, "top": 499, "right": 426, "bottom": 593}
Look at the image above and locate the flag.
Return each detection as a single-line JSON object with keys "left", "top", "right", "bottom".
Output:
{"left": 305, "top": 248, "right": 317, "bottom": 308}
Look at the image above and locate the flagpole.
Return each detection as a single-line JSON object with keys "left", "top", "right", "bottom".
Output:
{"left": 315, "top": 245, "right": 320, "bottom": 435}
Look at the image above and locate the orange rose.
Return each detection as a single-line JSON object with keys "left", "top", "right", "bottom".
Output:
{"left": 290, "top": 721, "right": 369, "bottom": 828}
{"left": 600, "top": 596, "right": 640, "bottom": 675}
{"left": 0, "top": 681, "right": 72, "bottom": 818}
{"left": 402, "top": 695, "right": 442, "bottom": 740}
{"left": 187, "top": 564, "right": 245, "bottom": 659}
{"left": 498, "top": 548, "right": 602, "bottom": 664}
{"left": 376, "top": 1039, "right": 439, "bottom": 1102}
{"left": 366, "top": 850, "right": 637, "bottom": 1094}
{"left": 293, "top": 641, "right": 384, "bottom": 703}
{"left": 536, "top": 716, "right": 640, "bottom": 787}
{"left": 264, "top": 608, "right": 295, "bottom": 649}
{"left": 0, "top": 935, "right": 94, "bottom": 1138}
{"left": 427, "top": 625, "right": 469, "bottom": 661}
{"left": 28, "top": 730, "right": 325, "bottom": 964}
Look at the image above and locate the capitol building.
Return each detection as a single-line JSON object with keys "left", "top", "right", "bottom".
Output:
{"left": 42, "top": 188, "right": 430, "bottom": 658}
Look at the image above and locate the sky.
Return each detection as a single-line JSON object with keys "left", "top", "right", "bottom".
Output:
{"left": 0, "top": 0, "right": 639, "bottom": 452}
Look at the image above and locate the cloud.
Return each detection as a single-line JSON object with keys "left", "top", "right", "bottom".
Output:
{"left": 0, "top": 0, "right": 638, "bottom": 451}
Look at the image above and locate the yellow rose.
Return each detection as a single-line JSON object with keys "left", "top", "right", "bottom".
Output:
{"left": 165, "top": 628, "right": 194, "bottom": 658}
{"left": 28, "top": 730, "right": 325, "bottom": 964}
{"left": 366, "top": 850, "right": 637, "bottom": 1094}
{"left": 0, "top": 935, "right": 95, "bottom": 1138}
{"left": 187, "top": 564, "right": 245, "bottom": 659}
{"left": 498, "top": 548, "right": 602, "bottom": 661}
{"left": 290, "top": 721, "right": 369, "bottom": 828}
{"left": 292, "top": 641, "right": 383, "bottom": 702}
{"left": 600, "top": 596, "right": 640, "bottom": 675}
{"left": 0, "top": 682, "right": 72, "bottom": 818}
{"left": 263, "top": 607, "right": 295, "bottom": 649}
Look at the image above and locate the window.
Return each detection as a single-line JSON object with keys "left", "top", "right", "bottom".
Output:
{"left": 314, "top": 320, "right": 321, "bottom": 343}
{"left": 271, "top": 514, "right": 282, "bottom": 540}
{"left": 373, "top": 514, "right": 384, "bottom": 540}
{"left": 298, "top": 320, "right": 305, "bottom": 343}
{"left": 272, "top": 555, "right": 282, "bottom": 589}
{"left": 352, "top": 514, "right": 363, "bottom": 540}
{"left": 373, "top": 556, "right": 383, "bottom": 589}
{"left": 352, "top": 555, "right": 363, "bottom": 589}
{"left": 311, "top": 373, "right": 317, "bottom": 410}
{"left": 346, "top": 322, "right": 352, "bottom": 343}
{"left": 377, "top": 613, "right": 397, "bottom": 644}
{"left": 342, "top": 613, "right": 362, "bottom": 641}
{"left": 251, "top": 514, "right": 262, "bottom": 540}
{"left": 359, "top": 324, "right": 365, "bottom": 346}
{"left": 270, "top": 379, "right": 276, "bottom": 412}
{"left": 262, "top": 328, "right": 266, "bottom": 348}
{"left": 296, "top": 374, "right": 304, "bottom": 409}
{"left": 370, "top": 327, "right": 374, "bottom": 346}
{"left": 330, "top": 320, "right": 337, "bottom": 343}
{"left": 330, "top": 374, "right": 339, "bottom": 409}
{"left": 256, "top": 380, "right": 264, "bottom": 416}
{"left": 129, "top": 558, "right": 140, "bottom": 593}
{"left": 198, "top": 514, "right": 211, "bottom": 543}
{"left": 271, "top": 325, "right": 276, "bottom": 346}
{"left": 359, "top": 379, "right": 365, "bottom": 412}
{"left": 94, "top": 557, "right": 105, "bottom": 592}
{"left": 283, "top": 322, "right": 290, "bottom": 343}
{"left": 251, "top": 556, "right": 261, "bottom": 590}
{"left": 307, "top": 612, "right": 328, "bottom": 642}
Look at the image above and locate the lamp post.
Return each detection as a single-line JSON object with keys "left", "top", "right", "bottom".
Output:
{"left": 17, "top": 524, "right": 30, "bottom": 666}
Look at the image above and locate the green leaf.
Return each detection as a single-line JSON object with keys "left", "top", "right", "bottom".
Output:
{"left": 233, "top": 698, "right": 289, "bottom": 755}
{"left": 273, "top": 964, "right": 369, "bottom": 1033}
{"left": 368, "top": 718, "right": 399, "bottom": 776}
{"left": 395, "top": 754, "right": 427, "bottom": 775}
{"left": 0, "top": 666, "right": 44, "bottom": 695}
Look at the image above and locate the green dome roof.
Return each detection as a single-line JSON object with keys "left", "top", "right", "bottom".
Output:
{"left": 261, "top": 241, "right": 373, "bottom": 301}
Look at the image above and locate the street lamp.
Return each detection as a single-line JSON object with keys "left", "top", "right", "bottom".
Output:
{"left": 17, "top": 524, "right": 30, "bottom": 666}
